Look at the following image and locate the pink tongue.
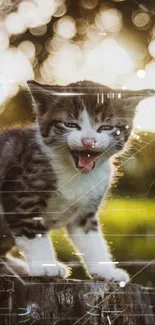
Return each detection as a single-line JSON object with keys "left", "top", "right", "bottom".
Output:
{"left": 78, "top": 155, "right": 96, "bottom": 171}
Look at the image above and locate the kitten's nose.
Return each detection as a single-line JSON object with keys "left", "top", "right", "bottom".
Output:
{"left": 82, "top": 138, "right": 96, "bottom": 148}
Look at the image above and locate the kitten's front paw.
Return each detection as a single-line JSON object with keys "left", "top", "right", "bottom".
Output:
{"left": 90, "top": 267, "right": 129, "bottom": 283}
{"left": 29, "top": 261, "right": 71, "bottom": 278}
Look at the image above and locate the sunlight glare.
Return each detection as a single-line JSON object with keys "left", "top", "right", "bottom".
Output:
{"left": 55, "top": 16, "right": 76, "bottom": 39}
{"left": 134, "top": 96, "right": 155, "bottom": 132}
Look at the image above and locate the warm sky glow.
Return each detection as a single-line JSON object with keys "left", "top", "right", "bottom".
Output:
{"left": 134, "top": 97, "right": 155, "bottom": 132}
{"left": 0, "top": 0, "right": 155, "bottom": 131}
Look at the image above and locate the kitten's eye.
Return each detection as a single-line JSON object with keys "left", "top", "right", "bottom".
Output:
{"left": 97, "top": 125, "right": 114, "bottom": 133}
{"left": 115, "top": 126, "right": 126, "bottom": 135}
{"left": 64, "top": 122, "right": 80, "bottom": 130}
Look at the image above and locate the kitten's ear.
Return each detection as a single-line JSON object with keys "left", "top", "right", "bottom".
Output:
{"left": 27, "top": 80, "right": 53, "bottom": 115}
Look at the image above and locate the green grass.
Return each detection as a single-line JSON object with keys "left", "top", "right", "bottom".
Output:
{"left": 51, "top": 199, "right": 155, "bottom": 286}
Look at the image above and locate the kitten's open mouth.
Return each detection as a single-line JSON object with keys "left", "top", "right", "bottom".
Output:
{"left": 70, "top": 150, "right": 101, "bottom": 172}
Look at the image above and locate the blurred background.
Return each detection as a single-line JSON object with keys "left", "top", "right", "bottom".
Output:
{"left": 0, "top": 0, "right": 155, "bottom": 287}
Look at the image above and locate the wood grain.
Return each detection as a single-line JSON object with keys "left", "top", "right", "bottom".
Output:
{"left": 0, "top": 277, "right": 154, "bottom": 325}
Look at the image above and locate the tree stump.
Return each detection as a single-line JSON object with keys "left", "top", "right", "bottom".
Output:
{"left": 0, "top": 277, "right": 154, "bottom": 325}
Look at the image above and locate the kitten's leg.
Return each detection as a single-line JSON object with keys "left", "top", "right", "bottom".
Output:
{"left": 7, "top": 216, "right": 70, "bottom": 277}
{"left": 15, "top": 234, "right": 69, "bottom": 277}
{"left": 66, "top": 213, "right": 129, "bottom": 282}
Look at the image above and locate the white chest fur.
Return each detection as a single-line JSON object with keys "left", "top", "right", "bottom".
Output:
{"left": 57, "top": 159, "right": 111, "bottom": 205}
{"left": 45, "top": 159, "right": 112, "bottom": 228}
{"left": 39, "top": 138, "right": 112, "bottom": 227}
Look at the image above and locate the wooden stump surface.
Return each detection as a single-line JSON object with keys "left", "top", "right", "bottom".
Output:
{"left": 0, "top": 277, "right": 155, "bottom": 325}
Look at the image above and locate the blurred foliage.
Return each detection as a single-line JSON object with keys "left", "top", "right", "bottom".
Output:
{"left": 115, "top": 132, "right": 155, "bottom": 196}
{"left": 52, "top": 198, "right": 155, "bottom": 287}
{"left": 0, "top": 89, "right": 34, "bottom": 129}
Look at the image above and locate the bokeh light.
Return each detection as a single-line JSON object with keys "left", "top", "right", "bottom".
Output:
{"left": 132, "top": 10, "right": 151, "bottom": 29}
{"left": 148, "top": 40, "right": 155, "bottom": 58}
{"left": 45, "top": 35, "right": 66, "bottom": 53}
{"left": 18, "top": 41, "right": 36, "bottom": 62}
{"left": 0, "top": 18, "right": 9, "bottom": 51}
{"left": 76, "top": 18, "right": 89, "bottom": 35}
{"left": 152, "top": 24, "right": 155, "bottom": 37}
{"left": 134, "top": 96, "right": 155, "bottom": 132}
{"left": 30, "top": 25, "right": 48, "bottom": 37}
{"left": 18, "top": 1, "right": 42, "bottom": 28}
{"left": 0, "top": 31, "right": 9, "bottom": 51}
{"left": 5, "top": 12, "right": 26, "bottom": 35}
{"left": 80, "top": 0, "right": 98, "bottom": 10}
{"left": 43, "top": 43, "right": 83, "bottom": 84}
{"left": 0, "top": 0, "right": 155, "bottom": 133}
{"left": 137, "top": 69, "right": 146, "bottom": 79}
{"left": 122, "top": 72, "right": 147, "bottom": 90}
{"left": 85, "top": 38, "right": 134, "bottom": 75}
{"left": 53, "top": 3, "right": 66, "bottom": 17}
{"left": 99, "top": 8, "right": 123, "bottom": 33}
{"left": 145, "top": 60, "right": 155, "bottom": 89}
{"left": 18, "top": 0, "right": 56, "bottom": 28}
{"left": 87, "top": 24, "right": 103, "bottom": 41}
{"left": 55, "top": 16, "right": 76, "bottom": 39}
{"left": 0, "top": 47, "right": 34, "bottom": 103}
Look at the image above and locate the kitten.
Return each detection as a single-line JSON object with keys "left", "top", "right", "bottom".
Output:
{"left": 0, "top": 80, "right": 152, "bottom": 281}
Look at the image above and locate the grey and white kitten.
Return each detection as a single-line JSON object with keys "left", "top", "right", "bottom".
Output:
{"left": 0, "top": 80, "right": 152, "bottom": 281}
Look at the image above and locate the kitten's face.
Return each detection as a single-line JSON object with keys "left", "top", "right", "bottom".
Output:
{"left": 28, "top": 80, "right": 152, "bottom": 173}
